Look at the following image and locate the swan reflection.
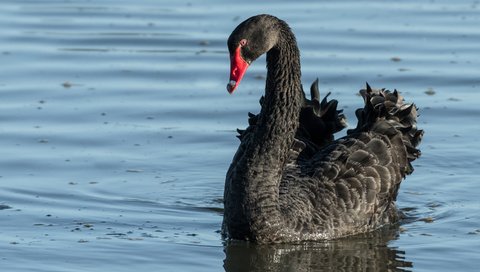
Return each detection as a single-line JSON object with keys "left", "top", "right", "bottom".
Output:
{"left": 223, "top": 225, "right": 412, "bottom": 272}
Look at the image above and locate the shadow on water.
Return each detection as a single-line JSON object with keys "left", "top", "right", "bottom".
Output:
{"left": 223, "top": 225, "right": 412, "bottom": 272}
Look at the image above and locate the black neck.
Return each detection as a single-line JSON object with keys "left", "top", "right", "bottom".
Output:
{"left": 238, "top": 25, "right": 303, "bottom": 239}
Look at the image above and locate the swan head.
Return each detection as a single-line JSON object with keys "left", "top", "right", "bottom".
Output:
{"left": 226, "top": 14, "right": 280, "bottom": 93}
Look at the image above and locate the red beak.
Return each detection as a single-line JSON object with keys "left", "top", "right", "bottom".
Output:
{"left": 227, "top": 45, "right": 249, "bottom": 94}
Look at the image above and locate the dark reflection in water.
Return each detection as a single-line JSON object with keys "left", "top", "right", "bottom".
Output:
{"left": 223, "top": 225, "right": 412, "bottom": 272}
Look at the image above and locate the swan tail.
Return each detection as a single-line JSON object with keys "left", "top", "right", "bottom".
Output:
{"left": 347, "top": 83, "right": 423, "bottom": 174}
{"left": 298, "top": 79, "right": 347, "bottom": 147}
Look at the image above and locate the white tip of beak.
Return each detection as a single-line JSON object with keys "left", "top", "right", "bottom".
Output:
{"left": 227, "top": 80, "right": 237, "bottom": 93}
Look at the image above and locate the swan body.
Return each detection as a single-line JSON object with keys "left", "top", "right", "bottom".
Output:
{"left": 223, "top": 14, "right": 423, "bottom": 243}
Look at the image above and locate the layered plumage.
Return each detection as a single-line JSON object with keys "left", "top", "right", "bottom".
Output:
{"left": 223, "top": 14, "right": 423, "bottom": 243}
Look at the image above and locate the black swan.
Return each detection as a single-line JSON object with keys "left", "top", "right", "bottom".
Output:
{"left": 223, "top": 14, "right": 423, "bottom": 243}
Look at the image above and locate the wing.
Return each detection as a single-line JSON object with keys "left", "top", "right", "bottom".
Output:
{"left": 237, "top": 79, "right": 347, "bottom": 161}
{"left": 279, "top": 84, "right": 423, "bottom": 238}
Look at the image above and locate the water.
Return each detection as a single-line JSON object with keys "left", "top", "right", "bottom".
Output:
{"left": 1, "top": 0, "right": 479, "bottom": 271}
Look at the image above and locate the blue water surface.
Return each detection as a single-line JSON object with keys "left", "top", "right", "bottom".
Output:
{"left": 1, "top": 0, "right": 479, "bottom": 271}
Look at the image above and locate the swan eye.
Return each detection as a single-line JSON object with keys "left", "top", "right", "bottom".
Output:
{"left": 239, "top": 39, "right": 247, "bottom": 46}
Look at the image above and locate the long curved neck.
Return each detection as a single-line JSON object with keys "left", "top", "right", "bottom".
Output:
{"left": 253, "top": 28, "right": 303, "bottom": 174}
{"left": 236, "top": 26, "right": 303, "bottom": 240}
